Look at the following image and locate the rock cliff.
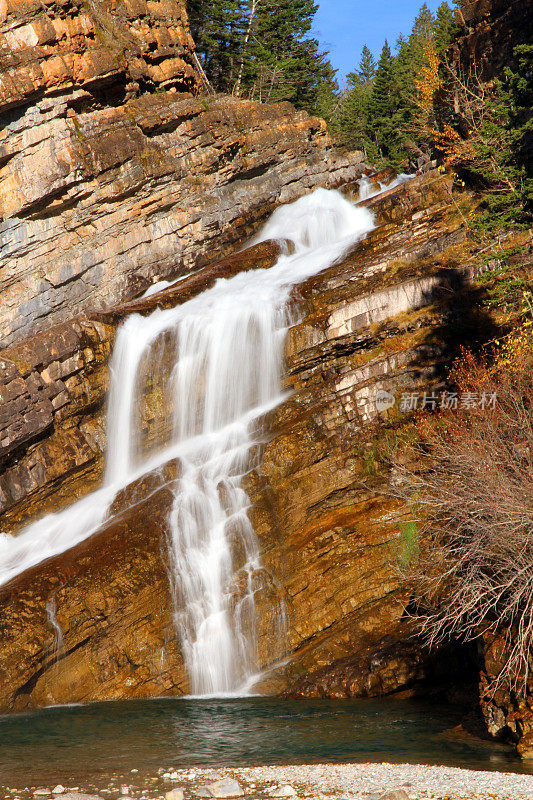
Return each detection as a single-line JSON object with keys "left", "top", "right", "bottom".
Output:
{"left": 0, "top": 240, "right": 283, "bottom": 536}
{"left": 0, "top": 0, "right": 198, "bottom": 111}
{"left": 451, "top": 0, "right": 532, "bottom": 81}
{"left": 0, "top": 0, "right": 363, "bottom": 348}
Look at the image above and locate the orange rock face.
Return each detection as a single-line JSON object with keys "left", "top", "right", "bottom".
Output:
{"left": 0, "top": 0, "right": 197, "bottom": 112}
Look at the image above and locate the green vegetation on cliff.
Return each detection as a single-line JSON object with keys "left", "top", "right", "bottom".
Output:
{"left": 323, "top": 3, "right": 458, "bottom": 165}
{"left": 187, "top": 0, "right": 333, "bottom": 110}
{"left": 188, "top": 0, "right": 531, "bottom": 233}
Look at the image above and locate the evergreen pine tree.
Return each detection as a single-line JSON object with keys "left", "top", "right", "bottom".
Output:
{"left": 369, "top": 41, "right": 394, "bottom": 119}
{"left": 357, "top": 45, "right": 377, "bottom": 85}
{"left": 408, "top": 3, "right": 436, "bottom": 72}
{"left": 367, "top": 41, "right": 398, "bottom": 158}
{"left": 237, "top": 0, "right": 332, "bottom": 110}
{"left": 188, "top": 0, "right": 332, "bottom": 111}
{"left": 390, "top": 35, "right": 418, "bottom": 158}
{"left": 314, "top": 64, "right": 340, "bottom": 131}
{"left": 391, "top": 4, "right": 439, "bottom": 162}
{"left": 411, "top": 3, "right": 436, "bottom": 42}
{"left": 337, "top": 82, "right": 375, "bottom": 159}
{"left": 188, "top": 0, "right": 244, "bottom": 92}
{"left": 434, "top": 2, "right": 457, "bottom": 59}
{"left": 338, "top": 49, "right": 376, "bottom": 156}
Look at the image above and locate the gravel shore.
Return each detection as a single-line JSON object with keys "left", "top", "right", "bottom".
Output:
{"left": 3, "top": 762, "right": 533, "bottom": 800}
{"left": 232, "top": 762, "right": 533, "bottom": 800}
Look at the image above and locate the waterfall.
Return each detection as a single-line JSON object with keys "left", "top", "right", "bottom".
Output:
{"left": 0, "top": 188, "right": 375, "bottom": 694}
{"left": 357, "top": 173, "right": 413, "bottom": 202}
{"left": 46, "top": 596, "right": 64, "bottom": 662}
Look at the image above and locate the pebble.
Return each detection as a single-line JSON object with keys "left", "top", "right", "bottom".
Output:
{"left": 58, "top": 795, "right": 103, "bottom": 800}
{"left": 270, "top": 787, "right": 297, "bottom": 798}
{"left": 165, "top": 790, "right": 184, "bottom": 800}
{"left": 232, "top": 762, "right": 533, "bottom": 799}
{"left": 205, "top": 779, "right": 244, "bottom": 798}
{"left": 6, "top": 761, "right": 533, "bottom": 800}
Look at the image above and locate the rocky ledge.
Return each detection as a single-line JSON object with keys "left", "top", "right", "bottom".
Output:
{"left": 0, "top": 86, "right": 364, "bottom": 348}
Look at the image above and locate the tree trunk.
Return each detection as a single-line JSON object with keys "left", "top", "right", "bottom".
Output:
{"left": 234, "top": 0, "right": 258, "bottom": 97}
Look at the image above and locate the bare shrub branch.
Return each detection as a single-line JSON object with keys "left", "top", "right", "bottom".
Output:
{"left": 388, "top": 335, "right": 533, "bottom": 696}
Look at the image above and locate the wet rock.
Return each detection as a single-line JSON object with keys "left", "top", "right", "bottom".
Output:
{"left": 91, "top": 241, "right": 285, "bottom": 324}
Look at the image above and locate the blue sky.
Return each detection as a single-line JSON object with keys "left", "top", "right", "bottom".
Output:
{"left": 313, "top": 0, "right": 447, "bottom": 84}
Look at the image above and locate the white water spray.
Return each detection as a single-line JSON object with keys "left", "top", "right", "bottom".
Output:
{"left": 0, "top": 188, "right": 375, "bottom": 694}
{"left": 358, "top": 173, "right": 412, "bottom": 202}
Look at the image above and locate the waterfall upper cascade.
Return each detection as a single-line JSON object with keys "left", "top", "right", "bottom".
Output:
{"left": 358, "top": 173, "right": 412, "bottom": 201}
{"left": 0, "top": 188, "right": 375, "bottom": 695}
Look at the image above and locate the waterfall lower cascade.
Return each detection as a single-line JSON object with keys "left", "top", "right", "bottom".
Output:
{"left": 0, "top": 188, "right": 375, "bottom": 695}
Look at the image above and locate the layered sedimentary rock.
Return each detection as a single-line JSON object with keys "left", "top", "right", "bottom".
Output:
{"left": 0, "top": 317, "right": 110, "bottom": 536}
{"left": 451, "top": 0, "right": 533, "bottom": 80}
{"left": 0, "top": 172, "right": 476, "bottom": 711}
{"left": 0, "top": 88, "right": 363, "bottom": 348}
{"left": 251, "top": 171, "right": 470, "bottom": 690}
{"left": 0, "top": 0, "right": 365, "bottom": 348}
{"left": 0, "top": 90, "right": 363, "bottom": 348}
{"left": 0, "top": 0, "right": 198, "bottom": 111}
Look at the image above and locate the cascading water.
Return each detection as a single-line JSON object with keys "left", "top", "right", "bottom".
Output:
{"left": 357, "top": 173, "right": 413, "bottom": 201}
{"left": 0, "top": 188, "right": 375, "bottom": 695}
{"left": 45, "top": 596, "right": 64, "bottom": 662}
